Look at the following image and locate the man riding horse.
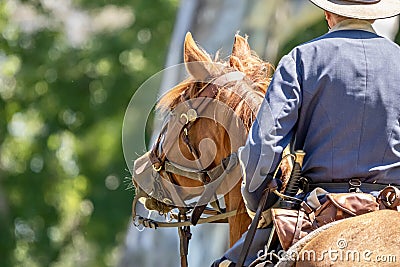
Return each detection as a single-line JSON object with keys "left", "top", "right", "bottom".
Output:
{"left": 213, "top": 0, "right": 400, "bottom": 266}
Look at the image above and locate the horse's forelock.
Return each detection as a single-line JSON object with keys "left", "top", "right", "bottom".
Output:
{"left": 156, "top": 44, "right": 272, "bottom": 131}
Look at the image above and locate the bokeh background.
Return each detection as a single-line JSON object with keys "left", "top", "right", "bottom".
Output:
{"left": 0, "top": 0, "right": 399, "bottom": 267}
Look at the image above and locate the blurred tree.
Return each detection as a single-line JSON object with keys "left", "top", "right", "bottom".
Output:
{"left": 396, "top": 26, "right": 400, "bottom": 43}
{"left": 0, "top": 0, "right": 178, "bottom": 266}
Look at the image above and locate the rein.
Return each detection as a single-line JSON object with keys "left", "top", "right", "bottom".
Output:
{"left": 134, "top": 209, "right": 238, "bottom": 229}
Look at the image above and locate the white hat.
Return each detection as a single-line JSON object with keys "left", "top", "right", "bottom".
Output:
{"left": 309, "top": 0, "right": 400, "bottom": 19}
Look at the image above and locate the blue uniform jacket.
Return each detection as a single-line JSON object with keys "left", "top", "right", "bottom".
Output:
{"left": 239, "top": 23, "right": 400, "bottom": 211}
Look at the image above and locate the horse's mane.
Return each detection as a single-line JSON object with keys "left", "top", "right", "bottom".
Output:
{"left": 157, "top": 43, "right": 273, "bottom": 131}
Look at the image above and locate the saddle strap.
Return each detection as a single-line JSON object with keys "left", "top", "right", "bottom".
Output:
{"left": 292, "top": 209, "right": 305, "bottom": 245}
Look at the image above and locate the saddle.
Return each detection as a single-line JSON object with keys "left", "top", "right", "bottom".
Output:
{"left": 271, "top": 185, "right": 400, "bottom": 250}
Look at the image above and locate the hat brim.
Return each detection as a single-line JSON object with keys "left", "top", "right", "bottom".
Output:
{"left": 309, "top": 0, "right": 400, "bottom": 19}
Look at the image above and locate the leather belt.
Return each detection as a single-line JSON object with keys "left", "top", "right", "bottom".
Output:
{"left": 309, "top": 182, "right": 390, "bottom": 193}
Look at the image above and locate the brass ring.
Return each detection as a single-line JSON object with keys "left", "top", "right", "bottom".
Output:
{"left": 180, "top": 113, "right": 189, "bottom": 124}
{"left": 187, "top": 108, "right": 197, "bottom": 122}
{"left": 163, "top": 198, "right": 173, "bottom": 205}
{"left": 152, "top": 164, "right": 162, "bottom": 172}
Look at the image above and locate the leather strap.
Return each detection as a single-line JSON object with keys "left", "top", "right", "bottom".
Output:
{"left": 309, "top": 182, "right": 389, "bottom": 193}
{"left": 292, "top": 209, "right": 305, "bottom": 245}
{"left": 163, "top": 153, "right": 237, "bottom": 183}
{"left": 190, "top": 205, "right": 207, "bottom": 226}
{"left": 164, "top": 161, "right": 208, "bottom": 182}
{"left": 178, "top": 226, "right": 191, "bottom": 267}
{"left": 235, "top": 188, "right": 271, "bottom": 267}
{"left": 213, "top": 71, "right": 245, "bottom": 87}
{"left": 191, "top": 153, "right": 239, "bottom": 225}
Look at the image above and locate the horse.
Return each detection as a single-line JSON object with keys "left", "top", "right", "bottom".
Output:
{"left": 131, "top": 32, "right": 292, "bottom": 251}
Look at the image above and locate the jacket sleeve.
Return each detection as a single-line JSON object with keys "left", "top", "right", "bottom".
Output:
{"left": 239, "top": 54, "right": 302, "bottom": 211}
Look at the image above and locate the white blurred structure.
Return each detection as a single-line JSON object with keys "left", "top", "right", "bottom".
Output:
{"left": 373, "top": 16, "right": 399, "bottom": 40}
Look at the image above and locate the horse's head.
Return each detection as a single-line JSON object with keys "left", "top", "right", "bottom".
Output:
{"left": 132, "top": 33, "right": 274, "bottom": 217}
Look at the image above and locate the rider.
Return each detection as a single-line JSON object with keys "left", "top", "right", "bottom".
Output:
{"left": 213, "top": 0, "right": 400, "bottom": 266}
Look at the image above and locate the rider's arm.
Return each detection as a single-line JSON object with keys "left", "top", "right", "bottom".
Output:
{"left": 239, "top": 54, "right": 302, "bottom": 212}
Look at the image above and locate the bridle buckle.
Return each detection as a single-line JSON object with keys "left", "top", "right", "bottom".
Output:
{"left": 180, "top": 108, "right": 197, "bottom": 124}
{"left": 349, "top": 178, "right": 362, "bottom": 193}
{"left": 152, "top": 163, "right": 162, "bottom": 172}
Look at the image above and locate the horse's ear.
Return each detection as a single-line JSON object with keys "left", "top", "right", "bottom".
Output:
{"left": 184, "top": 32, "right": 212, "bottom": 81}
{"left": 231, "top": 34, "right": 251, "bottom": 58}
{"left": 230, "top": 34, "right": 251, "bottom": 71}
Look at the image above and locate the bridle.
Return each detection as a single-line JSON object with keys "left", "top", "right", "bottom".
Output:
{"left": 146, "top": 70, "right": 246, "bottom": 219}
{"left": 131, "top": 70, "right": 247, "bottom": 267}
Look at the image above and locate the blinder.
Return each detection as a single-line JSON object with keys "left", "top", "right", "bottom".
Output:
{"left": 133, "top": 150, "right": 240, "bottom": 209}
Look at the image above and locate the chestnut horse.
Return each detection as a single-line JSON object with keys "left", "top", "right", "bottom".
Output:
{"left": 132, "top": 32, "right": 292, "bottom": 247}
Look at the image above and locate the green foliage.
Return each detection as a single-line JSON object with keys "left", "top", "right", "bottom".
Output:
{"left": 277, "top": 17, "right": 327, "bottom": 64}
{"left": 0, "top": 1, "right": 178, "bottom": 266}
{"left": 279, "top": 18, "right": 400, "bottom": 65}
{"left": 395, "top": 27, "right": 400, "bottom": 44}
